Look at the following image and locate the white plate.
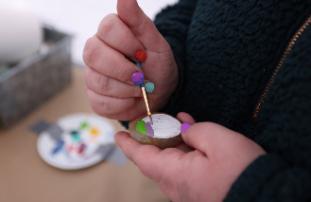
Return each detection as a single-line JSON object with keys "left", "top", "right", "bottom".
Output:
{"left": 37, "top": 113, "right": 116, "bottom": 170}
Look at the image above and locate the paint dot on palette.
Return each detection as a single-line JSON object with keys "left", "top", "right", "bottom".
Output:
{"left": 90, "top": 127, "right": 100, "bottom": 137}
{"left": 70, "top": 130, "right": 81, "bottom": 142}
{"left": 78, "top": 143, "right": 87, "bottom": 155}
{"left": 51, "top": 139, "right": 64, "bottom": 155}
{"left": 80, "top": 121, "right": 90, "bottom": 130}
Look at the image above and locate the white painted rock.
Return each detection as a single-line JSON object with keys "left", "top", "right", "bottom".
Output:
{"left": 129, "top": 113, "right": 183, "bottom": 149}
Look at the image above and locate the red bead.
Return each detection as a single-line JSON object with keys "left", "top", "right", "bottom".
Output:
{"left": 135, "top": 50, "right": 147, "bottom": 63}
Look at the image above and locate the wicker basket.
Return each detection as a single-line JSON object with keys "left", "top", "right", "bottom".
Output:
{"left": 0, "top": 26, "right": 72, "bottom": 128}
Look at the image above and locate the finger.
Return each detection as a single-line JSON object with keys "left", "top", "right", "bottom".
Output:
{"left": 110, "top": 103, "right": 146, "bottom": 121}
{"left": 177, "top": 112, "right": 196, "bottom": 124}
{"left": 115, "top": 132, "right": 162, "bottom": 180}
{"left": 97, "top": 14, "right": 144, "bottom": 59}
{"left": 182, "top": 122, "right": 245, "bottom": 157}
{"left": 85, "top": 67, "right": 141, "bottom": 98}
{"left": 181, "top": 122, "right": 221, "bottom": 155}
{"left": 176, "top": 143, "right": 193, "bottom": 153}
{"left": 87, "top": 89, "right": 136, "bottom": 116}
{"left": 83, "top": 36, "right": 137, "bottom": 83}
{"left": 117, "top": 0, "right": 170, "bottom": 52}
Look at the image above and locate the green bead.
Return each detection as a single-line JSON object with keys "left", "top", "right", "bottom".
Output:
{"left": 135, "top": 120, "right": 147, "bottom": 135}
{"left": 145, "top": 82, "right": 155, "bottom": 93}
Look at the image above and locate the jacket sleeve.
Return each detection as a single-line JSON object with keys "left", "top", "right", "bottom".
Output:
{"left": 154, "top": 0, "right": 198, "bottom": 116}
{"left": 225, "top": 25, "right": 311, "bottom": 202}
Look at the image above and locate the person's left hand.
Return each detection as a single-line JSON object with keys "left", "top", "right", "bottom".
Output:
{"left": 115, "top": 112, "right": 266, "bottom": 202}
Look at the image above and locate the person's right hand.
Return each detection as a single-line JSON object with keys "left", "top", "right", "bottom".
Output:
{"left": 83, "top": 0, "right": 178, "bottom": 121}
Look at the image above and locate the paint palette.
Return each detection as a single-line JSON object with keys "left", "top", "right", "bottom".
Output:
{"left": 129, "top": 113, "right": 183, "bottom": 149}
{"left": 37, "top": 114, "right": 116, "bottom": 170}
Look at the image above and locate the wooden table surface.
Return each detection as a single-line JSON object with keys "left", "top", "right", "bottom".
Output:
{"left": 0, "top": 69, "right": 166, "bottom": 202}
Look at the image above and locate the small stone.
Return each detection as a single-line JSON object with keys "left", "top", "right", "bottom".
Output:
{"left": 131, "top": 71, "right": 145, "bottom": 86}
{"left": 135, "top": 50, "right": 147, "bottom": 63}
{"left": 145, "top": 82, "right": 155, "bottom": 93}
{"left": 135, "top": 120, "right": 147, "bottom": 135}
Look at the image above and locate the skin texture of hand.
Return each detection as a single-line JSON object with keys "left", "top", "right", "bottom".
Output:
{"left": 83, "top": 0, "right": 178, "bottom": 121}
{"left": 116, "top": 112, "right": 266, "bottom": 202}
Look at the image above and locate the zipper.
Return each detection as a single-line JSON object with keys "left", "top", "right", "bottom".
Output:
{"left": 253, "top": 16, "right": 311, "bottom": 121}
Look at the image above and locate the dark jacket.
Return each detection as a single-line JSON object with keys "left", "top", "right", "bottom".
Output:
{"left": 154, "top": 0, "right": 311, "bottom": 201}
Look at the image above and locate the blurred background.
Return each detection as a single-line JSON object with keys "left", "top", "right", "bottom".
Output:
{"left": 0, "top": 1, "right": 177, "bottom": 202}
{"left": 1, "top": 0, "right": 177, "bottom": 64}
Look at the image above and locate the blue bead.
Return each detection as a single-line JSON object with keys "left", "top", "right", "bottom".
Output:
{"left": 145, "top": 82, "right": 155, "bottom": 93}
{"left": 136, "top": 62, "right": 143, "bottom": 69}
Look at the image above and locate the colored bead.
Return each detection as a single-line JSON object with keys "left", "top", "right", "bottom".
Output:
{"left": 135, "top": 120, "right": 147, "bottom": 135}
{"left": 145, "top": 82, "right": 155, "bottom": 93}
{"left": 135, "top": 50, "right": 147, "bottom": 63}
{"left": 146, "top": 122, "right": 154, "bottom": 137}
{"left": 131, "top": 71, "right": 145, "bottom": 86}
{"left": 181, "top": 123, "right": 191, "bottom": 133}
{"left": 136, "top": 62, "right": 143, "bottom": 69}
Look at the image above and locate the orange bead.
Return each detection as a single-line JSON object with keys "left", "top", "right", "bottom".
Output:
{"left": 135, "top": 50, "right": 147, "bottom": 63}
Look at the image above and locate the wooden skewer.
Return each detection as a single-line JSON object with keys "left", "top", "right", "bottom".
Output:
{"left": 141, "top": 86, "right": 153, "bottom": 124}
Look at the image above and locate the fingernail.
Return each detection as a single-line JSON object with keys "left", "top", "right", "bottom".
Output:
{"left": 181, "top": 123, "right": 191, "bottom": 134}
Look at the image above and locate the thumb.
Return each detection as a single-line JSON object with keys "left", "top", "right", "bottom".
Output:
{"left": 117, "top": 0, "right": 169, "bottom": 51}
{"left": 181, "top": 122, "right": 237, "bottom": 155}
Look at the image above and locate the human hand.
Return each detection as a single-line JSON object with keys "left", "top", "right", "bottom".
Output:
{"left": 83, "top": 0, "right": 178, "bottom": 121}
{"left": 116, "top": 112, "right": 266, "bottom": 202}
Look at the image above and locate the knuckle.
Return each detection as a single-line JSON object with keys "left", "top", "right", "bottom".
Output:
{"left": 83, "top": 37, "right": 99, "bottom": 67}
{"left": 85, "top": 69, "right": 110, "bottom": 94}
{"left": 84, "top": 68, "right": 92, "bottom": 88}
{"left": 119, "top": 65, "right": 136, "bottom": 82}
{"left": 90, "top": 101, "right": 109, "bottom": 116}
{"left": 98, "top": 14, "right": 119, "bottom": 37}
{"left": 97, "top": 75, "right": 110, "bottom": 93}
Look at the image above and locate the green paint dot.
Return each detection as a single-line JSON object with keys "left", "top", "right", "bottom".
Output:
{"left": 80, "top": 121, "right": 90, "bottom": 130}
{"left": 135, "top": 120, "right": 147, "bottom": 135}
